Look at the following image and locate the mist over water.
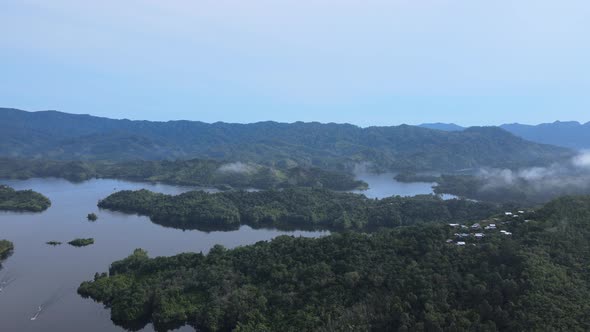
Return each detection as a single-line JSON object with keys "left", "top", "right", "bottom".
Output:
{"left": 475, "top": 152, "right": 590, "bottom": 202}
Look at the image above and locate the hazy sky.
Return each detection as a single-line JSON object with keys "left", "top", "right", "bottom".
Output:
{"left": 1, "top": 0, "right": 589, "bottom": 126}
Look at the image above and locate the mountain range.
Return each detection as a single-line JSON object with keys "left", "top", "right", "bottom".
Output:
{"left": 420, "top": 121, "right": 590, "bottom": 150}
{"left": 0, "top": 108, "right": 573, "bottom": 172}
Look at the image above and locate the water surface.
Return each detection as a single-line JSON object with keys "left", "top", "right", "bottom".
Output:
{"left": 0, "top": 178, "right": 328, "bottom": 332}
{"left": 353, "top": 172, "right": 437, "bottom": 199}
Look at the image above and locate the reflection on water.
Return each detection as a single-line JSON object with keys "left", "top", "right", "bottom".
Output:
{"left": 0, "top": 174, "right": 455, "bottom": 331}
{"left": 0, "top": 178, "right": 328, "bottom": 332}
{"left": 352, "top": 172, "right": 437, "bottom": 199}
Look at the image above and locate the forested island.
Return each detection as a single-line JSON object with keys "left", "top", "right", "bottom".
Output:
{"left": 0, "top": 158, "right": 367, "bottom": 191}
{"left": 0, "top": 240, "right": 13, "bottom": 260}
{"left": 98, "top": 188, "right": 504, "bottom": 231}
{"left": 68, "top": 238, "right": 94, "bottom": 247}
{"left": 79, "top": 195, "right": 590, "bottom": 331}
{"left": 0, "top": 185, "right": 51, "bottom": 212}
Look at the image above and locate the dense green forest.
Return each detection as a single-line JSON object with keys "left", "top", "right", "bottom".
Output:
{"left": 0, "top": 184, "right": 51, "bottom": 212}
{"left": 79, "top": 195, "right": 590, "bottom": 331}
{"left": 0, "top": 158, "right": 367, "bottom": 191}
{"left": 0, "top": 108, "right": 572, "bottom": 172}
{"left": 98, "top": 188, "right": 503, "bottom": 231}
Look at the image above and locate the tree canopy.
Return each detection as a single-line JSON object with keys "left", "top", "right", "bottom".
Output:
{"left": 0, "top": 184, "right": 51, "bottom": 212}
{"left": 98, "top": 188, "right": 503, "bottom": 231}
{"left": 80, "top": 195, "right": 590, "bottom": 331}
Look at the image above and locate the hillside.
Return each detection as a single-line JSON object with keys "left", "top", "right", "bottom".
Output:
{"left": 79, "top": 195, "right": 590, "bottom": 331}
{"left": 500, "top": 121, "right": 590, "bottom": 150}
{"left": 419, "top": 121, "right": 590, "bottom": 150}
{"left": 0, "top": 108, "right": 572, "bottom": 172}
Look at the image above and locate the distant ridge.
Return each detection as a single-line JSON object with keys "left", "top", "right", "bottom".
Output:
{"left": 419, "top": 121, "right": 590, "bottom": 150}
{"left": 0, "top": 108, "right": 573, "bottom": 172}
{"left": 418, "top": 123, "right": 465, "bottom": 132}
{"left": 500, "top": 121, "right": 590, "bottom": 150}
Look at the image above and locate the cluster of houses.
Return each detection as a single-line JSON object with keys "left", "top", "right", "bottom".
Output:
{"left": 445, "top": 210, "right": 529, "bottom": 246}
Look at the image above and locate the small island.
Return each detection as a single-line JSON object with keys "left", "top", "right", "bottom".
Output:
{"left": 0, "top": 240, "right": 14, "bottom": 259}
{"left": 46, "top": 241, "right": 62, "bottom": 246}
{"left": 87, "top": 213, "right": 98, "bottom": 221}
{"left": 0, "top": 185, "right": 51, "bottom": 212}
{"left": 68, "top": 238, "right": 94, "bottom": 247}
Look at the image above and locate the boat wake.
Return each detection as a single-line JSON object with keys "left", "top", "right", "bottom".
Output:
{"left": 30, "top": 306, "right": 42, "bottom": 321}
{"left": 0, "top": 273, "right": 17, "bottom": 293}
{"left": 30, "top": 287, "right": 68, "bottom": 321}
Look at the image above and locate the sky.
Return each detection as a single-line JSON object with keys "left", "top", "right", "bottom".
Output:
{"left": 1, "top": 0, "right": 589, "bottom": 126}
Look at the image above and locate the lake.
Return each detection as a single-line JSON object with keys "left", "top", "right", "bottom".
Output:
{"left": 0, "top": 174, "right": 444, "bottom": 331}
{"left": 0, "top": 178, "right": 329, "bottom": 332}
{"left": 353, "top": 172, "right": 438, "bottom": 198}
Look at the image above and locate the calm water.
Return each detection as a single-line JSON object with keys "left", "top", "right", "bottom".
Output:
{"left": 353, "top": 172, "right": 437, "bottom": 198}
{"left": 0, "top": 175, "right": 447, "bottom": 331}
{"left": 0, "top": 178, "right": 329, "bottom": 332}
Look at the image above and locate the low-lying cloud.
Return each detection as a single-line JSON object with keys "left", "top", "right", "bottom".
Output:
{"left": 476, "top": 151, "right": 590, "bottom": 203}
{"left": 217, "top": 162, "right": 256, "bottom": 174}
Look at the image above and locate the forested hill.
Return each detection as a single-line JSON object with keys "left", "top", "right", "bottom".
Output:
{"left": 419, "top": 121, "right": 590, "bottom": 150}
{"left": 79, "top": 195, "right": 590, "bottom": 331}
{"left": 0, "top": 108, "right": 572, "bottom": 172}
{"left": 500, "top": 121, "right": 590, "bottom": 150}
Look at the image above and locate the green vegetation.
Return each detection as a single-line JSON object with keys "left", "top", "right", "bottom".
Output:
{"left": 79, "top": 195, "right": 590, "bottom": 331}
{"left": 0, "top": 240, "right": 13, "bottom": 259}
{"left": 0, "top": 158, "right": 367, "bottom": 191}
{"left": 68, "top": 238, "right": 95, "bottom": 247}
{"left": 0, "top": 109, "right": 572, "bottom": 172}
{"left": 98, "top": 188, "right": 502, "bottom": 231}
{"left": 0, "top": 184, "right": 51, "bottom": 212}
{"left": 87, "top": 213, "right": 98, "bottom": 221}
{"left": 46, "top": 241, "right": 62, "bottom": 246}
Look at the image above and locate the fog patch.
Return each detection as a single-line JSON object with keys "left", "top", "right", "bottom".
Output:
{"left": 573, "top": 151, "right": 590, "bottom": 168}
{"left": 476, "top": 152, "right": 590, "bottom": 201}
{"left": 217, "top": 162, "right": 256, "bottom": 174}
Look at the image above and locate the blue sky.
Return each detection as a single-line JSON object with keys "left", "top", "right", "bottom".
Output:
{"left": 1, "top": 0, "right": 589, "bottom": 126}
